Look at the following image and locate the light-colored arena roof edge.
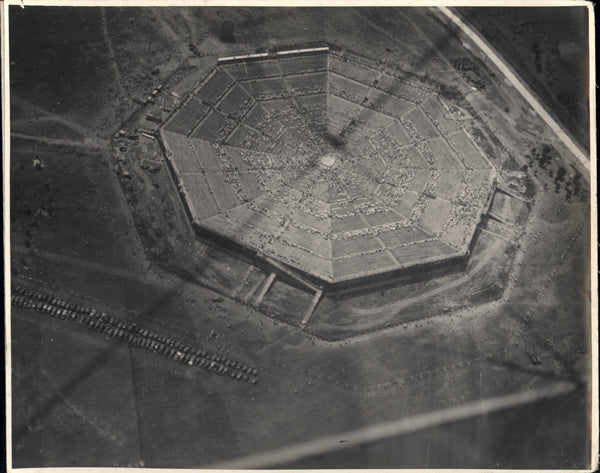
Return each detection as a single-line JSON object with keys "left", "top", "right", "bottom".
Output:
{"left": 218, "top": 46, "right": 329, "bottom": 64}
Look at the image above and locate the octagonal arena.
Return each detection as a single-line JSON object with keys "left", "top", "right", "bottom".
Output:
{"left": 160, "top": 46, "right": 497, "bottom": 285}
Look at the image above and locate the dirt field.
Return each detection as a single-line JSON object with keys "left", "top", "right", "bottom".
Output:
{"left": 9, "top": 6, "right": 592, "bottom": 469}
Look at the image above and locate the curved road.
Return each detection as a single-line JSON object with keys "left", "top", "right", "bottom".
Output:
{"left": 354, "top": 238, "right": 504, "bottom": 316}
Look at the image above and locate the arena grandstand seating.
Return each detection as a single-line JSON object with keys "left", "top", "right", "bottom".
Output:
{"left": 160, "top": 46, "right": 496, "bottom": 285}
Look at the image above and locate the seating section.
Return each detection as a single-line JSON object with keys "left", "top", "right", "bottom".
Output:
{"left": 161, "top": 48, "right": 496, "bottom": 283}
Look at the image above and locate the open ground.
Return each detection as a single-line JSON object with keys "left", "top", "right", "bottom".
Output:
{"left": 9, "top": 6, "right": 592, "bottom": 469}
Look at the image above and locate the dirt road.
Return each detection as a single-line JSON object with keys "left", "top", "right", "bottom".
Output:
{"left": 353, "top": 238, "right": 504, "bottom": 316}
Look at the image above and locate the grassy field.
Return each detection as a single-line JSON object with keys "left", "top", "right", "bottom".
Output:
{"left": 281, "top": 385, "right": 588, "bottom": 469}
{"left": 10, "top": 138, "right": 144, "bottom": 274}
{"left": 11, "top": 118, "right": 85, "bottom": 141}
{"left": 9, "top": 7, "right": 119, "bottom": 134}
{"left": 12, "top": 310, "right": 142, "bottom": 468}
{"left": 458, "top": 7, "right": 589, "bottom": 152}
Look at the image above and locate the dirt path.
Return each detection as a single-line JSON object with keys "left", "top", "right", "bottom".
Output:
{"left": 12, "top": 96, "right": 101, "bottom": 138}
{"left": 150, "top": 7, "right": 182, "bottom": 43}
{"left": 10, "top": 131, "right": 108, "bottom": 150}
{"left": 353, "top": 238, "right": 504, "bottom": 316}
{"left": 13, "top": 245, "right": 153, "bottom": 286}
{"left": 11, "top": 95, "right": 53, "bottom": 117}
{"left": 100, "top": 7, "right": 126, "bottom": 99}
{"left": 12, "top": 117, "right": 81, "bottom": 138}
{"left": 180, "top": 8, "right": 198, "bottom": 44}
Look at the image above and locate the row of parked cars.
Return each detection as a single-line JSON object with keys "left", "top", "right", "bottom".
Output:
{"left": 11, "top": 284, "right": 259, "bottom": 385}
{"left": 12, "top": 287, "right": 88, "bottom": 320}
